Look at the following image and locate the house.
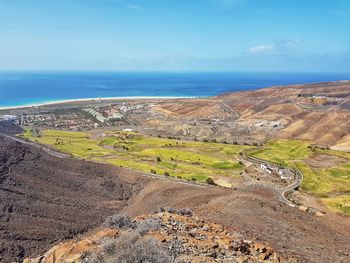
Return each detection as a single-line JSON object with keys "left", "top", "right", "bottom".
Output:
{"left": 278, "top": 169, "right": 293, "bottom": 180}
{"left": 260, "top": 163, "right": 273, "bottom": 174}
{"left": 108, "top": 113, "right": 123, "bottom": 121}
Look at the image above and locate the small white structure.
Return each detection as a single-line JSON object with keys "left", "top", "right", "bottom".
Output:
{"left": 120, "top": 105, "right": 128, "bottom": 113}
{"left": 260, "top": 163, "right": 273, "bottom": 174}
{"left": 84, "top": 109, "right": 106, "bottom": 123}
{"left": 123, "top": 128, "right": 134, "bottom": 132}
{"left": 108, "top": 113, "right": 123, "bottom": 121}
{"left": 279, "top": 169, "right": 293, "bottom": 180}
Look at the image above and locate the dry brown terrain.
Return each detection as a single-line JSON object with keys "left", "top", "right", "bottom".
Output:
{"left": 154, "top": 81, "right": 350, "bottom": 150}
{"left": 24, "top": 212, "right": 295, "bottom": 263}
{"left": 1, "top": 136, "right": 349, "bottom": 262}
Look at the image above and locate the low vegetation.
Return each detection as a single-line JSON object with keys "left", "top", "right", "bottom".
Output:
{"left": 322, "top": 195, "right": 350, "bottom": 214}
{"left": 21, "top": 128, "right": 250, "bottom": 183}
{"left": 249, "top": 139, "right": 350, "bottom": 214}
{"left": 83, "top": 231, "right": 171, "bottom": 263}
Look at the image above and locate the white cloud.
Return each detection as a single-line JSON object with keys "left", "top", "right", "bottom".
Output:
{"left": 247, "top": 45, "right": 274, "bottom": 54}
{"left": 247, "top": 39, "right": 303, "bottom": 55}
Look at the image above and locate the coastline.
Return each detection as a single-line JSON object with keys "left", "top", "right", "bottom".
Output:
{"left": 0, "top": 96, "right": 196, "bottom": 111}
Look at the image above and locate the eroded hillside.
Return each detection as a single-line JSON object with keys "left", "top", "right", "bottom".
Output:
{"left": 155, "top": 81, "right": 350, "bottom": 150}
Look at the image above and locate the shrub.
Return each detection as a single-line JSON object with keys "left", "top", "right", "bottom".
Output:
{"left": 136, "top": 218, "right": 161, "bottom": 235}
{"left": 166, "top": 207, "right": 176, "bottom": 214}
{"left": 80, "top": 252, "right": 104, "bottom": 263}
{"left": 206, "top": 177, "right": 216, "bottom": 185}
{"left": 177, "top": 208, "right": 193, "bottom": 216}
{"left": 105, "top": 214, "right": 133, "bottom": 229}
{"left": 164, "top": 171, "right": 170, "bottom": 176}
{"left": 150, "top": 169, "right": 157, "bottom": 174}
{"left": 156, "top": 156, "right": 161, "bottom": 162}
{"left": 100, "top": 238, "right": 116, "bottom": 255}
{"left": 113, "top": 232, "right": 171, "bottom": 263}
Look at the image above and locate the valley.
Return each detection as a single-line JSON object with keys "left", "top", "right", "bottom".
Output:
{"left": 1, "top": 81, "right": 350, "bottom": 262}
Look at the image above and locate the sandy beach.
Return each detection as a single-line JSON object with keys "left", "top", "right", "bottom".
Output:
{"left": 0, "top": 96, "right": 195, "bottom": 111}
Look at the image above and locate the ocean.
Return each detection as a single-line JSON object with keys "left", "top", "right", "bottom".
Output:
{"left": 0, "top": 71, "right": 349, "bottom": 108}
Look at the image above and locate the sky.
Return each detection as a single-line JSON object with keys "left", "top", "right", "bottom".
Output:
{"left": 0, "top": 0, "right": 349, "bottom": 72}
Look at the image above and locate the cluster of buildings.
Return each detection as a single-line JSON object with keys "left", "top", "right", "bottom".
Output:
{"left": 0, "top": 114, "right": 18, "bottom": 122}
{"left": 13, "top": 111, "right": 97, "bottom": 131}
{"left": 260, "top": 163, "right": 293, "bottom": 181}
{"left": 1, "top": 100, "right": 153, "bottom": 132}
{"left": 83, "top": 103, "right": 148, "bottom": 125}
{"left": 84, "top": 108, "right": 123, "bottom": 124}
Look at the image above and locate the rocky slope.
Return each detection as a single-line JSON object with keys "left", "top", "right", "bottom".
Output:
{"left": 1, "top": 137, "right": 349, "bottom": 262}
{"left": 0, "top": 120, "right": 23, "bottom": 135}
{"left": 24, "top": 211, "right": 296, "bottom": 263}
{"left": 0, "top": 136, "right": 148, "bottom": 262}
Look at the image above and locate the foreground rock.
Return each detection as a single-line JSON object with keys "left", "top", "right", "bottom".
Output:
{"left": 24, "top": 211, "right": 296, "bottom": 263}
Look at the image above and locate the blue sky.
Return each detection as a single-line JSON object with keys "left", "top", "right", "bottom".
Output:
{"left": 0, "top": 0, "right": 349, "bottom": 72}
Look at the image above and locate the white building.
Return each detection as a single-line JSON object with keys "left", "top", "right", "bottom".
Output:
{"left": 260, "top": 163, "right": 273, "bottom": 174}
{"left": 1, "top": 115, "right": 18, "bottom": 121}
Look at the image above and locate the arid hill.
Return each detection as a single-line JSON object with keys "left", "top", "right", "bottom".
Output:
{"left": 0, "top": 137, "right": 349, "bottom": 262}
{"left": 0, "top": 120, "right": 23, "bottom": 135}
{"left": 154, "top": 81, "right": 350, "bottom": 150}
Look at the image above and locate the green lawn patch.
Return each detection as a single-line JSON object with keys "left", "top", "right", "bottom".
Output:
{"left": 249, "top": 139, "right": 350, "bottom": 214}
{"left": 22, "top": 129, "right": 249, "bottom": 184}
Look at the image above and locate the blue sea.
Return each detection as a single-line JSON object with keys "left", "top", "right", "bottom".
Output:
{"left": 1, "top": 72, "right": 350, "bottom": 108}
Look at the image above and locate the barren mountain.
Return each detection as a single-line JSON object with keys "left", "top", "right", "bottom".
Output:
{"left": 154, "top": 81, "right": 350, "bottom": 150}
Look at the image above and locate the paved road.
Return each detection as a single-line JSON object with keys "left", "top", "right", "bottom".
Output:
{"left": 0, "top": 133, "right": 70, "bottom": 159}
{"left": 241, "top": 149, "right": 303, "bottom": 207}
{"left": 218, "top": 101, "right": 241, "bottom": 119}
{"left": 1, "top": 133, "right": 302, "bottom": 204}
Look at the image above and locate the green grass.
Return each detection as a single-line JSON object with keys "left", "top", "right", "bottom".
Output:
{"left": 250, "top": 139, "right": 311, "bottom": 166}
{"left": 249, "top": 139, "right": 350, "bottom": 214}
{"left": 322, "top": 195, "right": 350, "bottom": 214}
{"left": 23, "top": 129, "right": 250, "bottom": 183}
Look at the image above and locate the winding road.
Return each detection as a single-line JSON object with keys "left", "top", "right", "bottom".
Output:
{"left": 1, "top": 132, "right": 302, "bottom": 206}
{"left": 241, "top": 149, "right": 303, "bottom": 207}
